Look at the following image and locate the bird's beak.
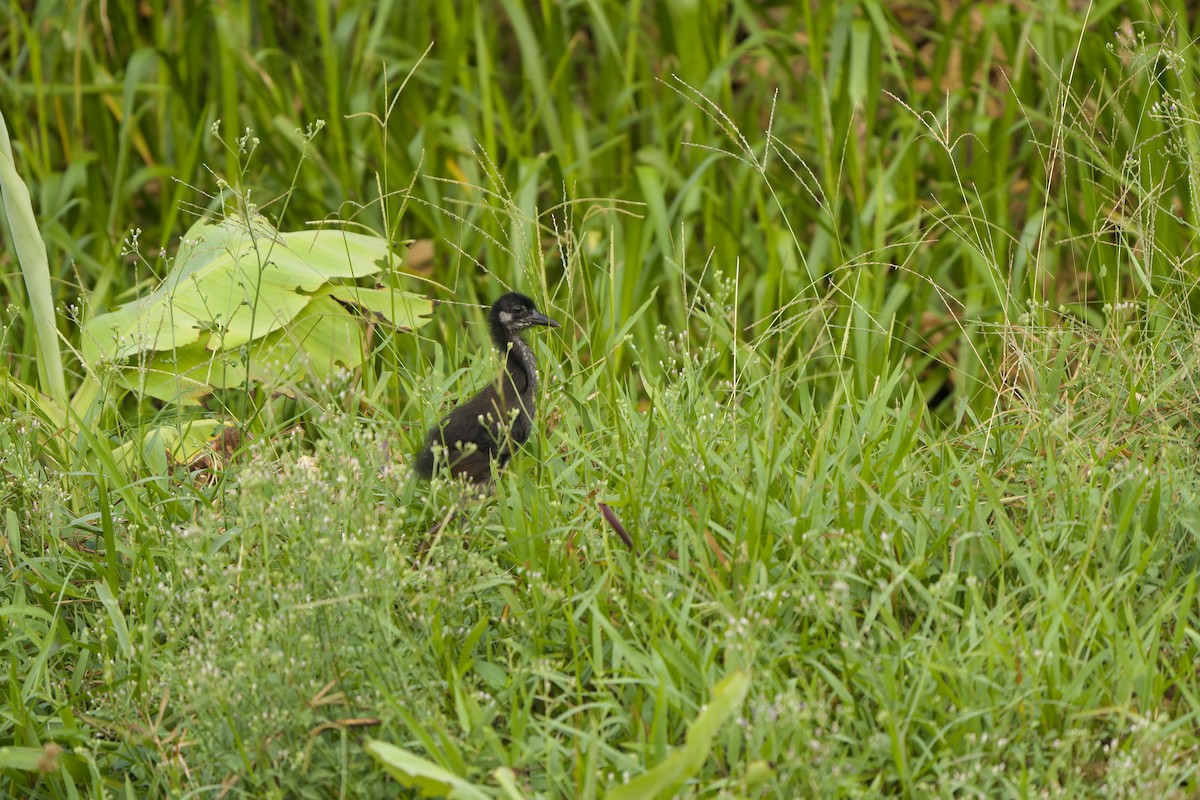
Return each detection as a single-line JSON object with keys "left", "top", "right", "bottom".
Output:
{"left": 532, "top": 311, "right": 560, "bottom": 329}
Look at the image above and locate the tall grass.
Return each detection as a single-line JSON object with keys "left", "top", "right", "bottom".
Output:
{"left": 4, "top": 1, "right": 1200, "bottom": 797}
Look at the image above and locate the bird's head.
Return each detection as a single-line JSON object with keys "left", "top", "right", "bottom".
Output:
{"left": 489, "top": 292, "right": 560, "bottom": 334}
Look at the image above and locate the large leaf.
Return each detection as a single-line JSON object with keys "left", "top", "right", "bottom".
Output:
{"left": 323, "top": 285, "right": 432, "bottom": 329}
{"left": 605, "top": 670, "right": 752, "bottom": 800}
{"left": 115, "top": 297, "right": 371, "bottom": 404}
{"left": 81, "top": 214, "right": 432, "bottom": 403}
{"left": 84, "top": 214, "right": 398, "bottom": 362}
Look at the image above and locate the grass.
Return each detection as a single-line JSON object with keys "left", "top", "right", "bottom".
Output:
{"left": 4, "top": 0, "right": 1200, "bottom": 797}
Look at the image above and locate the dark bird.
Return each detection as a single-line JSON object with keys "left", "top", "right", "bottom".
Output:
{"left": 414, "top": 292, "right": 560, "bottom": 483}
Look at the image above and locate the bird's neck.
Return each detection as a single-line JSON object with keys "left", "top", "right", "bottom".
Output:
{"left": 496, "top": 331, "right": 537, "bottom": 397}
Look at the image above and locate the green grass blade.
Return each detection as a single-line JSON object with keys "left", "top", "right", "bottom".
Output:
{"left": 0, "top": 110, "right": 67, "bottom": 407}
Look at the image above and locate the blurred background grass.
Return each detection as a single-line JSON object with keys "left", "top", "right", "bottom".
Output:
{"left": 5, "top": 0, "right": 1198, "bottom": 414}
{"left": 5, "top": 1, "right": 1200, "bottom": 797}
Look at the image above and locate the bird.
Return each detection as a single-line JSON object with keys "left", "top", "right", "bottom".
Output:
{"left": 414, "top": 292, "right": 560, "bottom": 483}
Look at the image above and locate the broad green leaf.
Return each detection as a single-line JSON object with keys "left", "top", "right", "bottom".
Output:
{"left": 364, "top": 739, "right": 491, "bottom": 799}
{"left": 248, "top": 295, "right": 369, "bottom": 381}
{"left": 605, "top": 670, "right": 751, "bottom": 800}
{"left": 0, "top": 110, "right": 67, "bottom": 406}
{"left": 323, "top": 285, "right": 433, "bottom": 329}
{"left": 115, "top": 343, "right": 250, "bottom": 405}
{"left": 84, "top": 214, "right": 399, "bottom": 361}
{"left": 0, "top": 746, "right": 45, "bottom": 771}
{"left": 0, "top": 744, "right": 89, "bottom": 782}
{"left": 272, "top": 226, "right": 399, "bottom": 284}
{"left": 82, "top": 213, "right": 428, "bottom": 404}
{"left": 112, "top": 296, "right": 367, "bottom": 404}
{"left": 83, "top": 300, "right": 204, "bottom": 363}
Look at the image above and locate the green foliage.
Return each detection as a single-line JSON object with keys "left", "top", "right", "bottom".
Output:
{"left": 3, "top": 1, "right": 1200, "bottom": 798}
{"left": 606, "top": 670, "right": 751, "bottom": 800}
{"left": 365, "top": 740, "right": 494, "bottom": 798}
{"left": 0, "top": 111, "right": 66, "bottom": 406}
{"left": 82, "top": 213, "right": 432, "bottom": 404}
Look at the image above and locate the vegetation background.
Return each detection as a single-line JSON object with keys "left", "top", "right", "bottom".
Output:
{"left": 4, "top": 0, "right": 1200, "bottom": 796}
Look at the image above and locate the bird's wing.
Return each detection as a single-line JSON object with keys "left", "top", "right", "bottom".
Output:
{"left": 437, "top": 383, "right": 517, "bottom": 453}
